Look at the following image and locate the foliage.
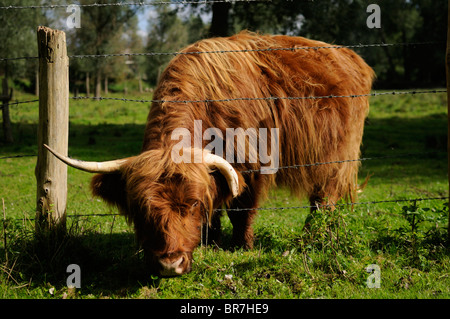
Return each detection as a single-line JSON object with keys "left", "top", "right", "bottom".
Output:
{"left": 186, "top": 0, "right": 446, "bottom": 89}
{"left": 145, "top": 4, "right": 208, "bottom": 85}
{"left": 0, "top": 1, "right": 446, "bottom": 93}
{"left": 67, "top": 0, "right": 140, "bottom": 97}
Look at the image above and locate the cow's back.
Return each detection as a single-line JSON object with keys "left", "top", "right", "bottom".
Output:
{"left": 143, "top": 31, "right": 374, "bottom": 201}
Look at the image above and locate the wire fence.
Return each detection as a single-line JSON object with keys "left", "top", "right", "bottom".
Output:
{"left": 0, "top": 1, "right": 448, "bottom": 225}
{"left": 0, "top": 0, "right": 305, "bottom": 10}
{"left": 10, "top": 196, "right": 442, "bottom": 221}
{"left": 0, "top": 41, "right": 444, "bottom": 62}
{"left": 69, "top": 89, "right": 446, "bottom": 105}
{"left": 0, "top": 99, "right": 39, "bottom": 109}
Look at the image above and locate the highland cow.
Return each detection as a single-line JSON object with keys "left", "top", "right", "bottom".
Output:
{"left": 45, "top": 31, "right": 374, "bottom": 276}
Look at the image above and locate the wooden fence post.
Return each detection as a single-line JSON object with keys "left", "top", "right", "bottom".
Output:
{"left": 446, "top": 0, "right": 450, "bottom": 242}
{"left": 35, "top": 26, "right": 69, "bottom": 236}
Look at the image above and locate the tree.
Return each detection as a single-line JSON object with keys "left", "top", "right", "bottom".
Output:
{"left": 186, "top": 0, "right": 305, "bottom": 37}
{"left": 122, "top": 15, "right": 147, "bottom": 93}
{"left": 68, "top": 0, "right": 139, "bottom": 97}
{"left": 209, "top": 2, "right": 231, "bottom": 37}
{"left": 0, "top": 0, "right": 49, "bottom": 143}
{"left": 293, "top": 0, "right": 445, "bottom": 88}
{"left": 145, "top": 4, "right": 207, "bottom": 86}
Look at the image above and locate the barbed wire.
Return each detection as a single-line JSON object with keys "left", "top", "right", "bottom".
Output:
{"left": 0, "top": 99, "right": 39, "bottom": 110}
{"left": 240, "top": 151, "right": 445, "bottom": 174}
{"left": 70, "top": 89, "right": 446, "bottom": 105}
{"left": 67, "top": 41, "right": 442, "bottom": 60}
{"left": 0, "top": 89, "right": 445, "bottom": 112}
{"left": 5, "top": 195, "right": 447, "bottom": 221}
{"left": 219, "top": 196, "right": 449, "bottom": 212}
{"left": 0, "top": 41, "right": 443, "bottom": 62}
{"left": 0, "top": 90, "right": 447, "bottom": 109}
{"left": 1, "top": 150, "right": 444, "bottom": 189}
{"left": 2, "top": 89, "right": 445, "bottom": 113}
{"left": 0, "top": 154, "right": 36, "bottom": 160}
{"left": 0, "top": 0, "right": 299, "bottom": 10}
{"left": 0, "top": 55, "right": 38, "bottom": 62}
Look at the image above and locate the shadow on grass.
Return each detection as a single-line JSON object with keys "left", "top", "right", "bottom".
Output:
{"left": 2, "top": 227, "right": 157, "bottom": 297}
{"left": 1, "top": 216, "right": 245, "bottom": 297}
{"left": 0, "top": 122, "right": 146, "bottom": 159}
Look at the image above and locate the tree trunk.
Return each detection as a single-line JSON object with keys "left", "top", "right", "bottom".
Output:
{"left": 86, "top": 72, "right": 90, "bottom": 97}
{"left": 95, "top": 69, "right": 101, "bottom": 98}
{"left": 1, "top": 76, "right": 13, "bottom": 144}
{"left": 35, "top": 66, "right": 39, "bottom": 97}
{"left": 104, "top": 76, "right": 109, "bottom": 95}
{"left": 209, "top": 2, "right": 231, "bottom": 37}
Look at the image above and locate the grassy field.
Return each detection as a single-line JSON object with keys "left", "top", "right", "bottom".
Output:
{"left": 0, "top": 89, "right": 449, "bottom": 299}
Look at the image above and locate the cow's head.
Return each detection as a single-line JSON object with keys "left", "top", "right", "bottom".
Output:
{"left": 44, "top": 145, "right": 244, "bottom": 276}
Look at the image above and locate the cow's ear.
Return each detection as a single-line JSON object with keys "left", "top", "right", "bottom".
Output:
{"left": 210, "top": 169, "right": 246, "bottom": 203}
{"left": 91, "top": 173, "right": 127, "bottom": 210}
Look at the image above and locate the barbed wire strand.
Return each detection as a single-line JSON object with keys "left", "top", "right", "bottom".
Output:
{"left": 0, "top": 0, "right": 305, "bottom": 10}
{"left": 1, "top": 150, "right": 444, "bottom": 182}
{"left": 69, "top": 89, "right": 447, "bottom": 105}
{"left": 4, "top": 195, "right": 447, "bottom": 221}
{"left": 0, "top": 99, "right": 39, "bottom": 109}
{"left": 0, "top": 154, "right": 36, "bottom": 160}
{"left": 240, "top": 151, "right": 445, "bottom": 174}
{"left": 0, "top": 90, "right": 445, "bottom": 111}
{"left": 219, "top": 196, "right": 450, "bottom": 212}
{"left": 68, "top": 41, "right": 443, "bottom": 59}
{"left": 0, "top": 41, "right": 443, "bottom": 62}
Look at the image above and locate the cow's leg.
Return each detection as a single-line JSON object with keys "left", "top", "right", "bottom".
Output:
{"left": 304, "top": 185, "right": 340, "bottom": 231}
{"left": 308, "top": 183, "right": 341, "bottom": 212}
{"left": 226, "top": 188, "right": 259, "bottom": 250}
{"left": 202, "top": 210, "right": 222, "bottom": 247}
{"left": 227, "top": 207, "right": 257, "bottom": 250}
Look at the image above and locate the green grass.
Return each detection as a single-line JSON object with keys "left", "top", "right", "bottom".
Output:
{"left": 0, "top": 89, "right": 449, "bottom": 299}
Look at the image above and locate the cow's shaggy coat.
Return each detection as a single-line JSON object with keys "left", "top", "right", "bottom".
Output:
{"left": 89, "top": 31, "right": 374, "bottom": 275}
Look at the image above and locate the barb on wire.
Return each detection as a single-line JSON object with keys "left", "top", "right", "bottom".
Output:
{"left": 70, "top": 89, "right": 447, "bottom": 105}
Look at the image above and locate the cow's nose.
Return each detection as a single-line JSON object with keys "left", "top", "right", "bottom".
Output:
{"left": 158, "top": 253, "right": 191, "bottom": 276}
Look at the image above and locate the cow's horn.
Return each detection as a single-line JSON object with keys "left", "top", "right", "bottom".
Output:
{"left": 43, "top": 144, "right": 129, "bottom": 173}
{"left": 202, "top": 150, "right": 240, "bottom": 197}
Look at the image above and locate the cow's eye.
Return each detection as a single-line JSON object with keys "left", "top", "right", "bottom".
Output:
{"left": 190, "top": 201, "right": 199, "bottom": 214}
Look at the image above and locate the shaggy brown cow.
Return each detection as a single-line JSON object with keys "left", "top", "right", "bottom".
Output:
{"left": 45, "top": 31, "right": 374, "bottom": 276}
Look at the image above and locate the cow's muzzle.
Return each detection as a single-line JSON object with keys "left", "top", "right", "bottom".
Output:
{"left": 157, "top": 252, "right": 192, "bottom": 277}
